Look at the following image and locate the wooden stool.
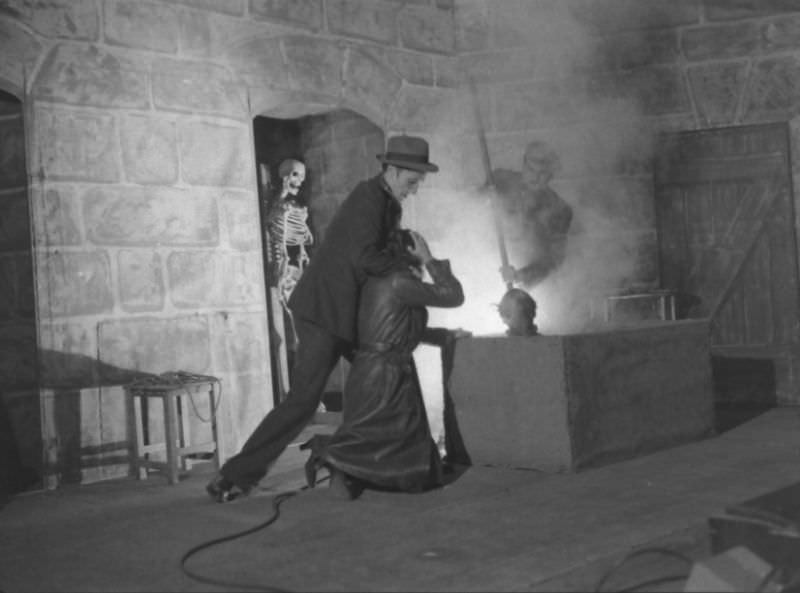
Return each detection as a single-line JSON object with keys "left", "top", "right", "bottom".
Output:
{"left": 124, "top": 372, "right": 221, "bottom": 485}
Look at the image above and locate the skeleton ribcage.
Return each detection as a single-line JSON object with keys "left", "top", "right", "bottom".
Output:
{"left": 267, "top": 201, "right": 313, "bottom": 269}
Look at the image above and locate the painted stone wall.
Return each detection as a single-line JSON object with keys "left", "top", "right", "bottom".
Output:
{"left": 0, "top": 0, "right": 459, "bottom": 486}
{"left": 8, "top": 0, "right": 799, "bottom": 488}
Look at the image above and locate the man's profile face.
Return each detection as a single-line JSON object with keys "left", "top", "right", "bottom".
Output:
{"left": 386, "top": 166, "right": 426, "bottom": 201}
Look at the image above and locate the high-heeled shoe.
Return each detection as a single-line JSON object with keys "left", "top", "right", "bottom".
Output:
{"left": 328, "top": 467, "right": 364, "bottom": 501}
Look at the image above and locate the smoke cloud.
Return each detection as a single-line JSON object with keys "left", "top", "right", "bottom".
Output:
{"left": 413, "top": 1, "right": 657, "bottom": 336}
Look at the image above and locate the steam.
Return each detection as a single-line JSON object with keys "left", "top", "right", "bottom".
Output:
{"left": 414, "top": 2, "right": 657, "bottom": 336}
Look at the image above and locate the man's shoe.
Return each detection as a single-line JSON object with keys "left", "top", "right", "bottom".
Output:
{"left": 205, "top": 473, "right": 246, "bottom": 503}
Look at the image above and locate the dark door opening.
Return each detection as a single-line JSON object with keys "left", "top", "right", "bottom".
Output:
{"left": 0, "top": 88, "right": 41, "bottom": 502}
{"left": 252, "top": 110, "right": 385, "bottom": 413}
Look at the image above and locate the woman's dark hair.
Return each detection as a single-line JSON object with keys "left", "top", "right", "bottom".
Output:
{"left": 388, "top": 228, "right": 421, "bottom": 267}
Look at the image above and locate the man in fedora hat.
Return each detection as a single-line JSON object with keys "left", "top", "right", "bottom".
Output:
{"left": 206, "top": 134, "right": 439, "bottom": 502}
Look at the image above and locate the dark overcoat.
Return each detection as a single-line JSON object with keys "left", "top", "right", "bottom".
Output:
{"left": 320, "top": 259, "right": 464, "bottom": 492}
{"left": 288, "top": 174, "right": 403, "bottom": 344}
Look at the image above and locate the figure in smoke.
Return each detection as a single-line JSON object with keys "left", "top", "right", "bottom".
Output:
{"left": 493, "top": 140, "right": 573, "bottom": 288}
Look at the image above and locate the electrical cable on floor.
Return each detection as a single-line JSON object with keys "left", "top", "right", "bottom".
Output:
{"left": 593, "top": 546, "right": 694, "bottom": 592}
{"left": 180, "top": 475, "right": 329, "bottom": 593}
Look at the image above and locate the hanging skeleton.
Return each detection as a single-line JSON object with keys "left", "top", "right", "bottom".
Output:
{"left": 266, "top": 159, "right": 313, "bottom": 307}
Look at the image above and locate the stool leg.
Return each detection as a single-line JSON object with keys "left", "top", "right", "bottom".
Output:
{"left": 210, "top": 382, "right": 220, "bottom": 472}
{"left": 164, "top": 395, "right": 179, "bottom": 485}
{"left": 177, "top": 394, "right": 191, "bottom": 472}
{"left": 126, "top": 391, "right": 144, "bottom": 480}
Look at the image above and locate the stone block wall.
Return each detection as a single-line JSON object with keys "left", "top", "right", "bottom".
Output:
{"left": 0, "top": 0, "right": 460, "bottom": 486}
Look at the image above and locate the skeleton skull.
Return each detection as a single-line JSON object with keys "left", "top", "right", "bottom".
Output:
{"left": 279, "top": 159, "right": 306, "bottom": 197}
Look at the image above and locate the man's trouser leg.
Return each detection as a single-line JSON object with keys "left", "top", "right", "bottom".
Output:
{"left": 220, "top": 318, "right": 344, "bottom": 489}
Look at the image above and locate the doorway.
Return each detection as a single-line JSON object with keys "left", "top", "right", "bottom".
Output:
{"left": 252, "top": 110, "right": 385, "bottom": 412}
{"left": 0, "top": 88, "right": 41, "bottom": 501}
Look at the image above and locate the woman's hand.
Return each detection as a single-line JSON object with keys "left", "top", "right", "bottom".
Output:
{"left": 408, "top": 230, "right": 433, "bottom": 264}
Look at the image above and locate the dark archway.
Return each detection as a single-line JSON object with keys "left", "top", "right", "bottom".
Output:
{"left": 0, "top": 88, "right": 41, "bottom": 501}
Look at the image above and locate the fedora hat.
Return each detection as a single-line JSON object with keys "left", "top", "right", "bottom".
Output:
{"left": 376, "top": 135, "right": 439, "bottom": 173}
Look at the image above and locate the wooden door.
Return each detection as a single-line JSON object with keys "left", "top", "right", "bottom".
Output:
{"left": 654, "top": 123, "right": 800, "bottom": 358}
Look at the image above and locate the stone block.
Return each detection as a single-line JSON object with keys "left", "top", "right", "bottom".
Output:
{"left": 448, "top": 320, "right": 714, "bottom": 472}
{"left": 35, "top": 107, "right": 120, "bottom": 183}
{"left": 104, "top": 0, "right": 179, "bottom": 53}
{"left": 220, "top": 190, "right": 261, "bottom": 251}
{"left": 209, "top": 311, "right": 269, "bottom": 373}
{"left": 433, "top": 55, "right": 461, "bottom": 88}
{"left": 167, "top": 251, "right": 264, "bottom": 308}
{"left": 152, "top": 58, "right": 247, "bottom": 118}
{"left": 326, "top": 0, "right": 399, "bottom": 44}
{"left": 33, "top": 44, "right": 149, "bottom": 110}
{"left": 120, "top": 115, "right": 178, "bottom": 184}
{"left": 170, "top": 0, "right": 245, "bottom": 15}
{"left": 744, "top": 57, "right": 800, "bottom": 122}
{"left": 37, "top": 251, "right": 114, "bottom": 317}
{"left": 398, "top": 4, "right": 455, "bottom": 54}
{"left": 389, "top": 85, "right": 473, "bottom": 134}
{"left": 0, "top": 20, "right": 42, "bottom": 98}
{"left": 83, "top": 186, "right": 218, "bottom": 246}
{"left": 1, "top": 0, "right": 99, "bottom": 40}
{"left": 616, "top": 66, "right": 691, "bottom": 117}
{"left": 0, "top": 189, "right": 30, "bottom": 250}
{"left": 682, "top": 22, "right": 761, "bottom": 62}
{"left": 363, "top": 47, "right": 434, "bottom": 86}
{"left": 454, "top": 0, "right": 489, "bottom": 52}
{"left": 117, "top": 250, "right": 165, "bottom": 313}
{"left": 179, "top": 121, "right": 253, "bottom": 188}
{"left": 567, "top": 0, "right": 700, "bottom": 34}
{"left": 762, "top": 16, "right": 800, "bottom": 53}
{"left": 97, "top": 315, "right": 211, "bottom": 376}
{"left": 227, "top": 35, "right": 286, "bottom": 81}
{"left": 461, "top": 48, "right": 548, "bottom": 84}
{"left": 688, "top": 62, "right": 748, "bottom": 127}
{"left": 283, "top": 36, "right": 345, "bottom": 97}
{"left": 249, "top": 0, "right": 323, "bottom": 31}
{"left": 605, "top": 29, "right": 680, "bottom": 70}
{"left": 32, "top": 187, "right": 82, "bottom": 247}
{"left": 344, "top": 48, "right": 403, "bottom": 122}
{"left": 706, "top": 0, "right": 800, "bottom": 22}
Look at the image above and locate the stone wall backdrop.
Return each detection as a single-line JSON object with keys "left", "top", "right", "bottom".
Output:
{"left": 4, "top": 0, "right": 800, "bottom": 489}
{"left": 0, "top": 0, "right": 459, "bottom": 487}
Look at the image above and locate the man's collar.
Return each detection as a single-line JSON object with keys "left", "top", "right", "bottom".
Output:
{"left": 377, "top": 173, "right": 394, "bottom": 199}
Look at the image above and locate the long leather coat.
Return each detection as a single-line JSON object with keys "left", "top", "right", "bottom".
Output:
{"left": 288, "top": 174, "right": 403, "bottom": 344}
{"left": 321, "top": 259, "right": 464, "bottom": 492}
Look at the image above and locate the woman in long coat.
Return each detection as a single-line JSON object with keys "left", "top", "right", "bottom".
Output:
{"left": 304, "top": 230, "right": 465, "bottom": 498}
